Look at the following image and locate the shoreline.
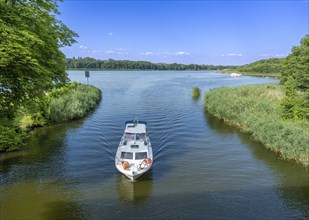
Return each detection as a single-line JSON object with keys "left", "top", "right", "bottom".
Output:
{"left": 204, "top": 84, "right": 308, "bottom": 167}
{"left": 0, "top": 84, "right": 102, "bottom": 153}
{"left": 218, "top": 69, "right": 281, "bottom": 78}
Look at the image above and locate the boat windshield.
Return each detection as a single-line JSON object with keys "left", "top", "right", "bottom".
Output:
{"left": 121, "top": 151, "right": 133, "bottom": 160}
{"left": 135, "top": 152, "right": 148, "bottom": 160}
{"left": 125, "top": 133, "right": 135, "bottom": 141}
{"left": 136, "top": 133, "right": 146, "bottom": 141}
{"left": 125, "top": 133, "right": 146, "bottom": 141}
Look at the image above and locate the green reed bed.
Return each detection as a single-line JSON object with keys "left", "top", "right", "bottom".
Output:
{"left": 49, "top": 84, "right": 102, "bottom": 123}
{"left": 0, "top": 83, "right": 101, "bottom": 152}
{"left": 205, "top": 85, "right": 309, "bottom": 167}
{"left": 192, "top": 87, "right": 201, "bottom": 100}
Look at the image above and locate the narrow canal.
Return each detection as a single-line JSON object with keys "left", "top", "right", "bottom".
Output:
{"left": 0, "top": 71, "right": 308, "bottom": 219}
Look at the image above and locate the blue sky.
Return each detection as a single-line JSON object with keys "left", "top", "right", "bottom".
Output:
{"left": 59, "top": 0, "right": 308, "bottom": 65}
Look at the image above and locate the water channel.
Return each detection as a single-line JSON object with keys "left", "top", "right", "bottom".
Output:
{"left": 0, "top": 71, "right": 308, "bottom": 219}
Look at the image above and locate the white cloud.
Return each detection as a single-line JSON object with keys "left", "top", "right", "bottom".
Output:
{"left": 104, "top": 50, "right": 115, "bottom": 54}
{"left": 103, "top": 48, "right": 128, "bottom": 55}
{"left": 92, "top": 50, "right": 103, "bottom": 53}
{"left": 79, "top": 45, "right": 88, "bottom": 49}
{"left": 275, "top": 54, "right": 286, "bottom": 57}
{"left": 258, "top": 53, "right": 286, "bottom": 58}
{"left": 227, "top": 53, "right": 243, "bottom": 57}
{"left": 141, "top": 52, "right": 153, "bottom": 56}
{"left": 175, "top": 51, "right": 190, "bottom": 56}
{"left": 142, "top": 51, "right": 190, "bottom": 56}
{"left": 108, "top": 32, "right": 113, "bottom": 36}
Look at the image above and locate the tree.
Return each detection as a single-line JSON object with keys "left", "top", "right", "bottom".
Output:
{"left": 0, "top": 0, "right": 78, "bottom": 117}
{"left": 280, "top": 34, "right": 309, "bottom": 121}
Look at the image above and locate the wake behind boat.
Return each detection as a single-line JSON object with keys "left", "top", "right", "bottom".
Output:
{"left": 115, "top": 120, "right": 153, "bottom": 181}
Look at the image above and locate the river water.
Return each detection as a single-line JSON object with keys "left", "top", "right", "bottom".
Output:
{"left": 0, "top": 71, "right": 308, "bottom": 219}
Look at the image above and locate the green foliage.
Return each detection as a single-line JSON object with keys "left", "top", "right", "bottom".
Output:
{"left": 49, "top": 84, "right": 102, "bottom": 123}
{"left": 234, "top": 58, "right": 284, "bottom": 75}
{"left": 205, "top": 85, "right": 309, "bottom": 167}
{"left": 0, "top": 82, "right": 101, "bottom": 152}
{"left": 192, "top": 87, "right": 201, "bottom": 100}
{"left": 66, "top": 57, "right": 236, "bottom": 71}
{"left": 0, "top": 118, "right": 27, "bottom": 152}
{"left": 280, "top": 34, "right": 309, "bottom": 121}
{"left": 19, "top": 115, "right": 33, "bottom": 131}
{"left": 0, "top": 0, "right": 78, "bottom": 117}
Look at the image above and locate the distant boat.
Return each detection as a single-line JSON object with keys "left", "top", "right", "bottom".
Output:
{"left": 231, "top": 73, "right": 242, "bottom": 77}
{"left": 115, "top": 119, "right": 153, "bottom": 181}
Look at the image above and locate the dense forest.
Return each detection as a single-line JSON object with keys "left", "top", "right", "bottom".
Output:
{"left": 234, "top": 58, "right": 284, "bottom": 74}
{"left": 66, "top": 57, "right": 236, "bottom": 71}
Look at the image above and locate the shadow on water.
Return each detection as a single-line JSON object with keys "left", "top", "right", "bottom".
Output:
{"left": 116, "top": 171, "right": 153, "bottom": 204}
{"left": 204, "top": 109, "right": 238, "bottom": 136}
{"left": 0, "top": 151, "right": 29, "bottom": 173}
{"left": 0, "top": 119, "right": 84, "bottom": 176}
{"left": 236, "top": 132, "right": 309, "bottom": 214}
{"left": 0, "top": 120, "right": 90, "bottom": 219}
{"left": 204, "top": 110, "right": 309, "bottom": 215}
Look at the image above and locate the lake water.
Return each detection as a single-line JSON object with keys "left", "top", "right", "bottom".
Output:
{"left": 0, "top": 71, "right": 308, "bottom": 219}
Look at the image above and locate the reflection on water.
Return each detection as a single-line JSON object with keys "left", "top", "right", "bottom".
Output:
{"left": 117, "top": 172, "right": 153, "bottom": 204}
{"left": 0, "top": 151, "right": 29, "bottom": 173}
{"left": 204, "top": 105, "right": 309, "bottom": 218}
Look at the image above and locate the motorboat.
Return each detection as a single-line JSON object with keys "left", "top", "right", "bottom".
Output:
{"left": 230, "top": 72, "right": 242, "bottom": 77}
{"left": 115, "top": 120, "right": 153, "bottom": 181}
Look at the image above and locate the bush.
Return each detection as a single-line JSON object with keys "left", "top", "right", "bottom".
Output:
{"left": 0, "top": 118, "right": 27, "bottom": 152}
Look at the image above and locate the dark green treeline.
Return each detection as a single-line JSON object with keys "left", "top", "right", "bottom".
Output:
{"left": 66, "top": 57, "right": 236, "bottom": 71}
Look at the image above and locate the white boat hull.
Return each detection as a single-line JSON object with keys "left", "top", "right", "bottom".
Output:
{"left": 115, "top": 120, "right": 153, "bottom": 181}
{"left": 115, "top": 161, "right": 152, "bottom": 181}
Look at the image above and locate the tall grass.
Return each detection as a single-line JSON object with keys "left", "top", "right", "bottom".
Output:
{"left": 49, "top": 84, "right": 102, "bottom": 123}
{"left": 205, "top": 84, "right": 309, "bottom": 167}
{"left": 0, "top": 83, "right": 101, "bottom": 152}
{"left": 192, "top": 87, "right": 201, "bottom": 100}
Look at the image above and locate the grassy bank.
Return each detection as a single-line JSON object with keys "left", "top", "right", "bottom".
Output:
{"left": 48, "top": 84, "right": 101, "bottom": 123}
{"left": 205, "top": 85, "right": 309, "bottom": 167}
{"left": 0, "top": 83, "right": 102, "bottom": 152}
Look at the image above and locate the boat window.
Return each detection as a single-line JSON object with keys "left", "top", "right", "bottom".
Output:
{"left": 135, "top": 152, "right": 148, "bottom": 160}
{"left": 121, "top": 152, "right": 133, "bottom": 159}
{"left": 125, "top": 133, "right": 135, "bottom": 141}
{"left": 136, "top": 133, "right": 146, "bottom": 141}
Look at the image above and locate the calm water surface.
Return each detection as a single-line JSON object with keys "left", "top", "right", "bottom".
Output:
{"left": 0, "top": 71, "right": 308, "bottom": 219}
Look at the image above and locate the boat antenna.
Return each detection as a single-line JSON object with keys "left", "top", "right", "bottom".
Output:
{"left": 134, "top": 118, "right": 138, "bottom": 125}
